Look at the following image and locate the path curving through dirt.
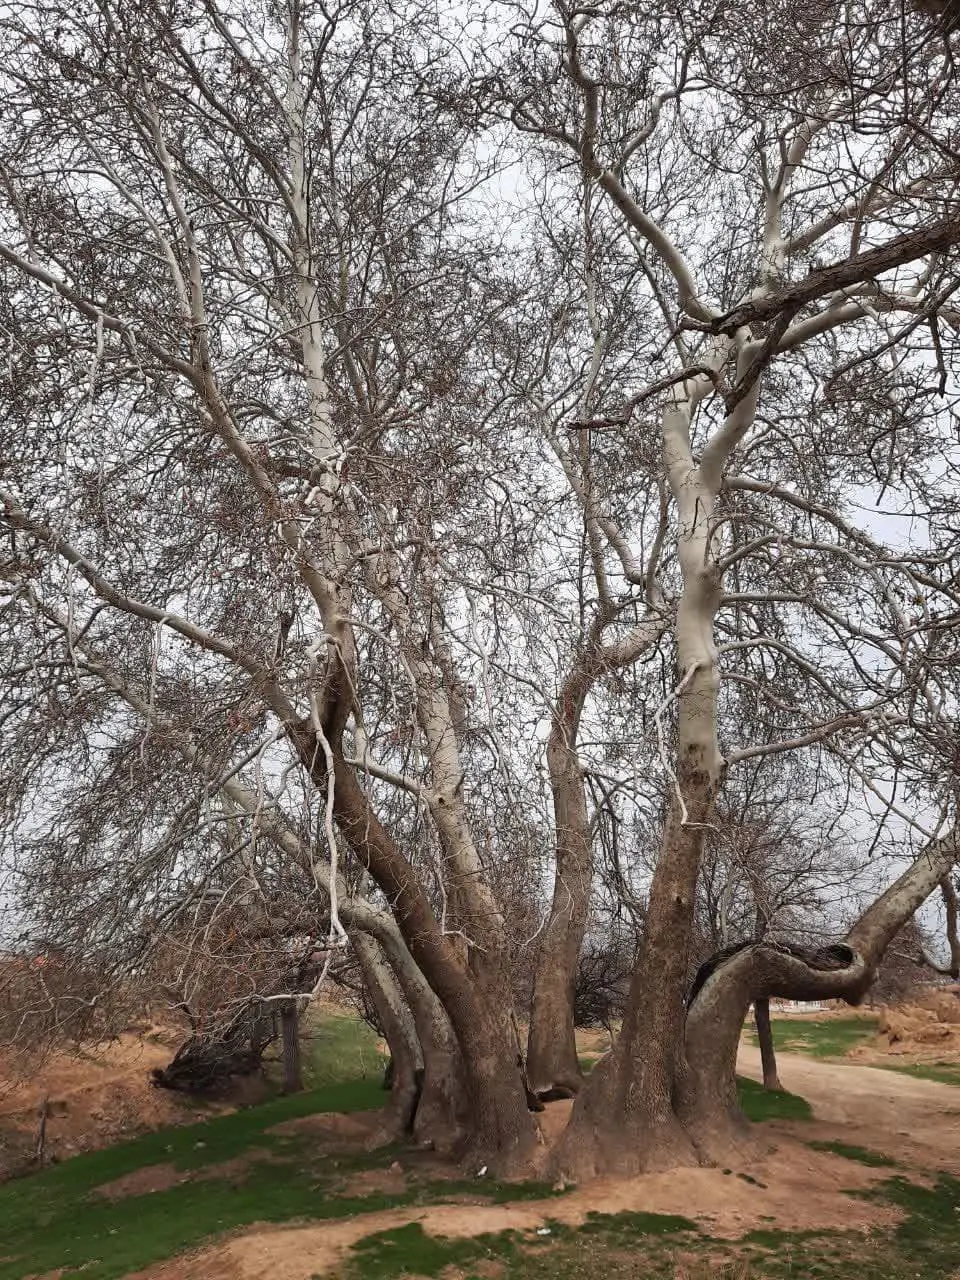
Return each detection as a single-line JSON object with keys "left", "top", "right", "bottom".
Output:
{"left": 737, "top": 1044, "right": 960, "bottom": 1171}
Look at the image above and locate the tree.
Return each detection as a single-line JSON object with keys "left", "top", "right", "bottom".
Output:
{"left": 2, "top": 0, "right": 960, "bottom": 1181}
{"left": 498, "top": 0, "right": 960, "bottom": 1176}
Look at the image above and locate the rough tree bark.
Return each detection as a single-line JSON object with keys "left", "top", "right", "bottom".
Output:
{"left": 340, "top": 569, "right": 542, "bottom": 1169}
{"left": 753, "top": 999, "right": 783, "bottom": 1092}
{"left": 527, "top": 608, "right": 668, "bottom": 1098}
{"left": 279, "top": 1000, "right": 303, "bottom": 1095}
{"left": 373, "top": 921, "right": 469, "bottom": 1149}
{"left": 679, "top": 828, "right": 960, "bottom": 1160}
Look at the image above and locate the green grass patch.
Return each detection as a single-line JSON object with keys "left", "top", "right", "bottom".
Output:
{"left": 294, "top": 1006, "right": 388, "bottom": 1090}
{"left": 881, "top": 1061, "right": 960, "bottom": 1087}
{"left": 807, "top": 1140, "right": 898, "bottom": 1168}
{"left": 736, "top": 1075, "right": 813, "bottom": 1121}
{"left": 344, "top": 1210, "right": 697, "bottom": 1280}
{"left": 578, "top": 1208, "right": 699, "bottom": 1236}
{"left": 0, "top": 1023, "right": 567, "bottom": 1280}
{"left": 0, "top": 1074, "right": 394, "bottom": 1280}
{"left": 747, "top": 1016, "right": 877, "bottom": 1059}
{"left": 344, "top": 1221, "right": 524, "bottom": 1279}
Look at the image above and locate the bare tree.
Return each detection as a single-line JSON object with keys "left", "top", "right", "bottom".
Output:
{"left": 494, "top": 0, "right": 960, "bottom": 1177}
{"left": 2, "top": 0, "right": 960, "bottom": 1183}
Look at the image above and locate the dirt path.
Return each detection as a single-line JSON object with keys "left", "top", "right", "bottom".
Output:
{"left": 737, "top": 1045, "right": 960, "bottom": 1172}
{"left": 131, "top": 1047, "right": 960, "bottom": 1280}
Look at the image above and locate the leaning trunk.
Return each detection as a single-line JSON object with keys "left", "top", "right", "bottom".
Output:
{"left": 753, "top": 998, "right": 782, "bottom": 1091}
{"left": 375, "top": 920, "right": 469, "bottom": 1150}
{"left": 331, "top": 756, "right": 540, "bottom": 1172}
{"left": 351, "top": 931, "right": 423, "bottom": 1136}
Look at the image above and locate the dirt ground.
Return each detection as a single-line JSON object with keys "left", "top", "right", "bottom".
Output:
{"left": 0, "top": 1028, "right": 230, "bottom": 1177}
{"left": 7, "top": 1006, "right": 960, "bottom": 1278}
{"left": 129, "top": 1043, "right": 960, "bottom": 1280}
{"left": 851, "top": 989, "right": 960, "bottom": 1067}
{"left": 737, "top": 1044, "right": 960, "bottom": 1172}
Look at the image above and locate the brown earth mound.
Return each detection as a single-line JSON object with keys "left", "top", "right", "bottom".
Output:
{"left": 126, "top": 1138, "right": 899, "bottom": 1280}
{"left": 0, "top": 1028, "right": 233, "bottom": 1180}
{"left": 850, "top": 988, "right": 960, "bottom": 1061}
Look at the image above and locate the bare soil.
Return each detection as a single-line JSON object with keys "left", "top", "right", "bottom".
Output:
{"left": 738, "top": 1043, "right": 960, "bottom": 1172}
{"left": 128, "top": 1040, "right": 960, "bottom": 1280}
{"left": 849, "top": 990, "right": 960, "bottom": 1067}
{"left": 0, "top": 1028, "right": 234, "bottom": 1179}
{"left": 127, "top": 1138, "right": 896, "bottom": 1280}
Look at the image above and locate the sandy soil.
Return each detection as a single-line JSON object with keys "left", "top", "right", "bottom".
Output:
{"left": 738, "top": 1044, "right": 960, "bottom": 1172}
{"left": 0, "top": 1030, "right": 229, "bottom": 1177}
{"left": 128, "top": 1136, "right": 897, "bottom": 1280}
{"left": 127, "top": 1041, "right": 960, "bottom": 1280}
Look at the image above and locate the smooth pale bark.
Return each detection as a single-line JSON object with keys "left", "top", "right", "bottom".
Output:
{"left": 753, "top": 999, "right": 782, "bottom": 1091}
{"left": 555, "top": 348, "right": 758, "bottom": 1180}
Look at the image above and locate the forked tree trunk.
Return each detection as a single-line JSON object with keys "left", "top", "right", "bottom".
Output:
{"left": 554, "top": 762, "right": 716, "bottom": 1179}
{"left": 753, "top": 998, "right": 782, "bottom": 1091}
{"left": 334, "top": 573, "right": 542, "bottom": 1172}
{"left": 553, "top": 355, "right": 753, "bottom": 1181}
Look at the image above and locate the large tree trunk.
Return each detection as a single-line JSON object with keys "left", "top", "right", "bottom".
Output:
{"left": 553, "top": 354, "right": 754, "bottom": 1181}
{"left": 279, "top": 1000, "right": 303, "bottom": 1095}
{"left": 753, "top": 998, "right": 782, "bottom": 1091}
{"left": 527, "top": 669, "right": 593, "bottom": 1097}
{"left": 527, "top": 611, "right": 668, "bottom": 1098}
{"left": 554, "top": 765, "right": 716, "bottom": 1179}
{"left": 331, "top": 756, "right": 540, "bottom": 1173}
